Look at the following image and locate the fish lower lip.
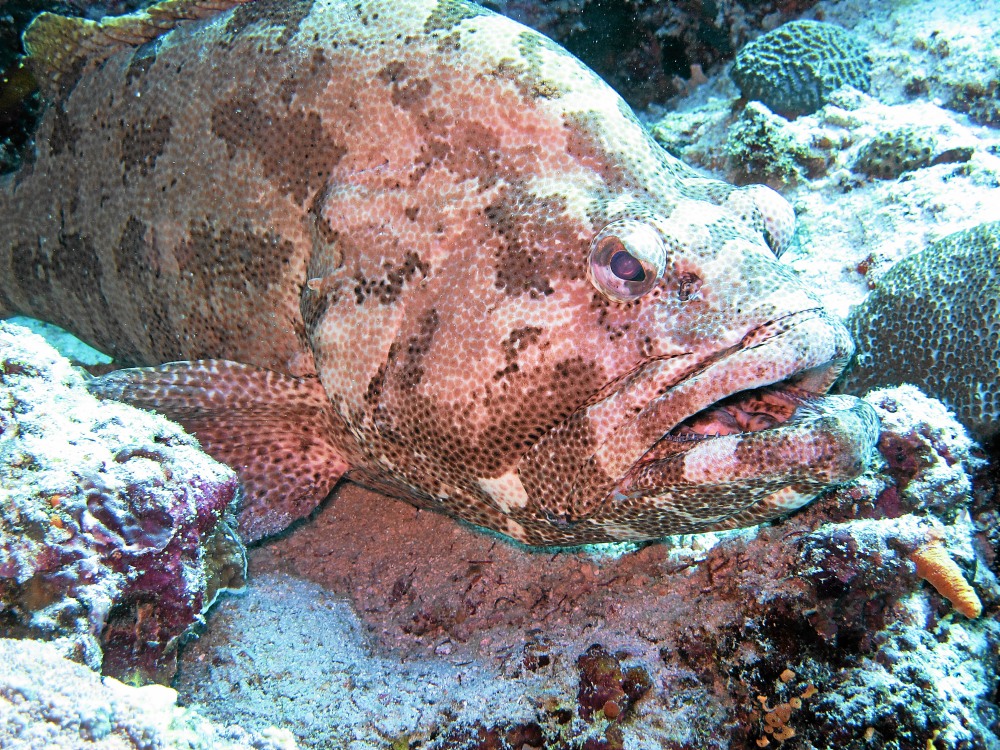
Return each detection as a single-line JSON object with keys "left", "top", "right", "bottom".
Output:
{"left": 621, "top": 388, "right": 879, "bottom": 499}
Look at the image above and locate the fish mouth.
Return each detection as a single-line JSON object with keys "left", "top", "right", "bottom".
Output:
{"left": 599, "top": 307, "right": 877, "bottom": 500}
{"left": 643, "top": 380, "right": 824, "bottom": 460}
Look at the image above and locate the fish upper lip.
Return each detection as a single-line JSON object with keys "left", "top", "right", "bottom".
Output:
{"left": 644, "top": 308, "right": 850, "bottom": 433}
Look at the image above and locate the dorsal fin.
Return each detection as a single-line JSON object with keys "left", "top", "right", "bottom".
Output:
{"left": 23, "top": 0, "right": 253, "bottom": 98}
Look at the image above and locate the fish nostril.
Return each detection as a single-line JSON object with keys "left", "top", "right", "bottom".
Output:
{"left": 677, "top": 272, "right": 701, "bottom": 301}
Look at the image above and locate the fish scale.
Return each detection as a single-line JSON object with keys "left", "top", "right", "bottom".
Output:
{"left": 0, "top": 0, "right": 878, "bottom": 545}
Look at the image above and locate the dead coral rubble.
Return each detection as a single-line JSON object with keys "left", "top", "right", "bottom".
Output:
{"left": 0, "top": 321, "right": 246, "bottom": 684}
{"left": 0, "top": 638, "right": 298, "bottom": 750}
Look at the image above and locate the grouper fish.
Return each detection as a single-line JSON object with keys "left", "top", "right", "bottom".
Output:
{"left": 0, "top": 0, "right": 879, "bottom": 546}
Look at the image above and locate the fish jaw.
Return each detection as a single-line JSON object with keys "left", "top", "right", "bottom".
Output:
{"left": 509, "top": 305, "right": 880, "bottom": 546}
{"left": 613, "top": 394, "right": 880, "bottom": 529}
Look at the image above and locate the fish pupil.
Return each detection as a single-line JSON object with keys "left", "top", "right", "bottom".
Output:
{"left": 610, "top": 250, "right": 645, "bottom": 282}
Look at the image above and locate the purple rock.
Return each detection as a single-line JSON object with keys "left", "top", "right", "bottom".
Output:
{"left": 0, "top": 322, "right": 246, "bottom": 683}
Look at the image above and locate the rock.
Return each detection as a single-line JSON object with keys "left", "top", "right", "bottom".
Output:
{"left": 0, "top": 321, "right": 246, "bottom": 683}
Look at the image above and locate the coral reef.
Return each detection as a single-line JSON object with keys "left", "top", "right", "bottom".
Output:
{"left": 724, "top": 101, "right": 816, "bottom": 187}
{"left": 840, "top": 222, "right": 1000, "bottom": 443}
{"left": 730, "top": 20, "right": 872, "bottom": 118}
{"left": 0, "top": 637, "right": 298, "bottom": 749}
{"left": 174, "top": 385, "right": 999, "bottom": 749}
{"left": 488, "top": 0, "right": 822, "bottom": 110}
{"left": 852, "top": 126, "right": 939, "bottom": 180}
{"left": 0, "top": 321, "right": 246, "bottom": 683}
{"left": 850, "top": 125, "right": 972, "bottom": 182}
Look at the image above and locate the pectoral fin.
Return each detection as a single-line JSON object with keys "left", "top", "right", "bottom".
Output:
{"left": 89, "top": 360, "right": 350, "bottom": 542}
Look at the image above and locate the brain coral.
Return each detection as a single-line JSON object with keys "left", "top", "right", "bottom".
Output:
{"left": 0, "top": 322, "right": 247, "bottom": 684}
{"left": 730, "top": 20, "right": 872, "bottom": 118}
{"left": 839, "top": 222, "right": 1000, "bottom": 442}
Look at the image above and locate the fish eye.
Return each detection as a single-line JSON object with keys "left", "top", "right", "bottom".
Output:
{"left": 589, "top": 220, "right": 665, "bottom": 302}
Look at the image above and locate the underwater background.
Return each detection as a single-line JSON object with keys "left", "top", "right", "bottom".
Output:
{"left": 1, "top": 0, "right": 998, "bottom": 747}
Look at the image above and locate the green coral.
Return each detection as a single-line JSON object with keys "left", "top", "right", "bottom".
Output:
{"left": 840, "top": 222, "right": 1000, "bottom": 441}
{"left": 853, "top": 127, "right": 938, "bottom": 180}
{"left": 730, "top": 20, "right": 872, "bottom": 118}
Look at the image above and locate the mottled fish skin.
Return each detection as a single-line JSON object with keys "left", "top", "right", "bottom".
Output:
{"left": 0, "top": 0, "right": 879, "bottom": 545}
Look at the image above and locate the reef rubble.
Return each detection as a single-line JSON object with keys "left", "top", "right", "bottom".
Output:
{"left": 0, "top": 321, "right": 247, "bottom": 684}
{"left": 0, "top": 637, "right": 298, "bottom": 749}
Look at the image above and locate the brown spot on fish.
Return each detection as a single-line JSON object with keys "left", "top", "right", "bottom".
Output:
{"left": 364, "top": 362, "right": 387, "bottom": 407}
{"left": 353, "top": 250, "right": 428, "bottom": 305}
{"left": 277, "top": 47, "right": 328, "bottom": 105}
{"left": 445, "top": 121, "right": 506, "bottom": 188}
{"left": 113, "top": 216, "right": 155, "bottom": 279}
{"left": 494, "top": 325, "right": 543, "bottom": 381}
{"left": 391, "top": 76, "right": 432, "bottom": 109}
{"left": 54, "top": 231, "right": 102, "bottom": 306}
{"left": 48, "top": 106, "right": 80, "bottom": 158}
{"left": 486, "top": 185, "right": 582, "bottom": 297}
{"left": 496, "top": 357, "right": 605, "bottom": 478}
{"left": 300, "top": 276, "right": 340, "bottom": 337}
{"left": 377, "top": 60, "right": 407, "bottom": 84}
{"left": 423, "top": 0, "right": 489, "bottom": 34}
{"left": 9, "top": 240, "right": 49, "bottom": 301}
{"left": 225, "top": 0, "right": 314, "bottom": 46}
{"left": 394, "top": 308, "right": 440, "bottom": 388}
{"left": 211, "top": 94, "right": 346, "bottom": 205}
{"left": 109, "top": 216, "right": 178, "bottom": 363}
{"left": 562, "top": 110, "right": 632, "bottom": 191}
{"left": 159, "top": 220, "right": 302, "bottom": 361}
{"left": 436, "top": 30, "right": 461, "bottom": 53}
{"left": 121, "top": 114, "right": 172, "bottom": 180}
{"left": 508, "top": 31, "right": 567, "bottom": 100}
{"left": 410, "top": 119, "right": 507, "bottom": 189}
{"left": 177, "top": 220, "right": 296, "bottom": 295}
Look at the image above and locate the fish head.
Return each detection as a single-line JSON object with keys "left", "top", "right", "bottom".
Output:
{"left": 302, "top": 8, "right": 880, "bottom": 546}
{"left": 500, "top": 190, "right": 879, "bottom": 545}
{"left": 326, "top": 172, "right": 878, "bottom": 547}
